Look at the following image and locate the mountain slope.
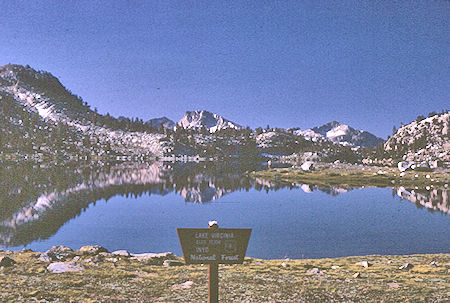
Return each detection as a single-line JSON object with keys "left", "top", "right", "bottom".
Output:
{"left": 384, "top": 111, "right": 449, "bottom": 162}
{"left": 177, "top": 110, "right": 242, "bottom": 132}
{"left": 0, "top": 64, "right": 166, "bottom": 157}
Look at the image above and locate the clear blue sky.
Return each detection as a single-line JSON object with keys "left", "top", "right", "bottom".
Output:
{"left": 1, "top": 0, "right": 448, "bottom": 138}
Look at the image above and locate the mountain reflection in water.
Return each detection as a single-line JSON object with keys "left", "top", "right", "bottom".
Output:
{"left": 0, "top": 161, "right": 448, "bottom": 247}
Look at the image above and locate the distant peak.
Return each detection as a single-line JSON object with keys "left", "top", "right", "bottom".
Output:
{"left": 145, "top": 116, "right": 175, "bottom": 129}
{"left": 178, "top": 110, "right": 241, "bottom": 132}
{"left": 304, "top": 120, "right": 383, "bottom": 147}
{"left": 323, "top": 121, "right": 344, "bottom": 127}
{"left": 185, "top": 110, "right": 212, "bottom": 115}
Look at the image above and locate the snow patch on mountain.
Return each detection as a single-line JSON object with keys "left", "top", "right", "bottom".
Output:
{"left": 293, "top": 121, "right": 384, "bottom": 147}
{"left": 326, "top": 124, "right": 349, "bottom": 139}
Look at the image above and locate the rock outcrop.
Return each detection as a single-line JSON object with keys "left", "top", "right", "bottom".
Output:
{"left": 385, "top": 112, "right": 449, "bottom": 162}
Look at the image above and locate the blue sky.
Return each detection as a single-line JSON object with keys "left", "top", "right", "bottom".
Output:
{"left": 1, "top": 0, "right": 448, "bottom": 138}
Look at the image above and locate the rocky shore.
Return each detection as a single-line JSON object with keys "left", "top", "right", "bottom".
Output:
{"left": 1, "top": 245, "right": 449, "bottom": 302}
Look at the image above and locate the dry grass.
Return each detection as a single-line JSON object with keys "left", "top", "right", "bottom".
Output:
{"left": 0, "top": 250, "right": 448, "bottom": 302}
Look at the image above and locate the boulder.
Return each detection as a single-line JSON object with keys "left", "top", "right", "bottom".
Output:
{"left": 301, "top": 161, "right": 314, "bottom": 171}
{"left": 387, "top": 282, "right": 400, "bottom": 289}
{"left": 47, "top": 262, "right": 85, "bottom": 273}
{"left": 307, "top": 268, "right": 321, "bottom": 275}
{"left": 357, "top": 261, "right": 371, "bottom": 268}
{"left": 399, "top": 263, "right": 414, "bottom": 270}
{"left": 171, "top": 281, "right": 194, "bottom": 290}
{"left": 78, "top": 245, "right": 109, "bottom": 255}
{"left": 45, "top": 246, "right": 74, "bottom": 261}
{"left": 352, "top": 272, "right": 361, "bottom": 278}
{"left": 398, "top": 161, "right": 413, "bottom": 172}
{"left": 281, "top": 262, "right": 290, "bottom": 268}
{"left": 163, "top": 260, "right": 183, "bottom": 267}
{"left": 0, "top": 256, "right": 16, "bottom": 267}
{"left": 429, "top": 261, "right": 439, "bottom": 268}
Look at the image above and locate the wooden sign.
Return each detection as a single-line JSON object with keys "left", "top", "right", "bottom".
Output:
{"left": 177, "top": 228, "right": 251, "bottom": 264}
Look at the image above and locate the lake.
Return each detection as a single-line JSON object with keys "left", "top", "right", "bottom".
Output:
{"left": 0, "top": 161, "right": 448, "bottom": 259}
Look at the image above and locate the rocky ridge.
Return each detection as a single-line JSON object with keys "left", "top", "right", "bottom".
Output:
{"left": 2, "top": 63, "right": 448, "bottom": 162}
{"left": 0, "top": 64, "right": 165, "bottom": 157}
{"left": 385, "top": 111, "right": 449, "bottom": 162}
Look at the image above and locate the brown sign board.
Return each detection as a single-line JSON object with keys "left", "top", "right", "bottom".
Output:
{"left": 177, "top": 228, "right": 251, "bottom": 264}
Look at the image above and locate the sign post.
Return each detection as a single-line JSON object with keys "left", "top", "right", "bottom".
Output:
{"left": 177, "top": 222, "right": 251, "bottom": 303}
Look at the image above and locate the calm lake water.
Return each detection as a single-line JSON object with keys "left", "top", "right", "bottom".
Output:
{"left": 0, "top": 161, "right": 448, "bottom": 259}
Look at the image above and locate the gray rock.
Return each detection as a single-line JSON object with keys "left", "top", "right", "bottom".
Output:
{"left": 357, "top": 261, "right": 371, "bottom": 268}
{"left": 301, "top": 161, "right": 314, "bottom": 171}
{"left": 38, "top": 253, "right": 52, "bottom": 262}
{"left": 281, "top": 262, "right": 290, "bottom": 268}
{"left": 352, "top": 272, "right": 361, "bottom": 278}
{"left": 78, "top": 245, "right": 109, "bottom": 255}
{"left": 388, "top": 282, "right": 400, "bottom": 289}
{"left": 171, "top": 280, "right": 194, "bottom": 290}
{"left": 47, "top": 262, "right": 85, "bottom": 273}
{"left": 112, "top": 250, "right": 131, "bottom": 257}
{"left": 398, "top": 161, "right": 413, "bottom": 172}
{"left": 429, "top": 261, "right": 439, "bottom": 268}
{"left": 0, "top": 256, "right": 16, "bottom": 267}
{"left": 307, "top": 268, "right": 321, "bottom": 274}
{"left": 130, "top": 252, "right": 175, "bottom": 265}
{"left": 399, "top": 263, "right": 413, "bottom": 270}
{"left": 163, "top": 260, "right": 183, "bottom": 267}
{"left": 331, "top": 265, "right": 340, "bottom": 269}
{"left": 45, "top": 246, "right": 74, "bottom": 261}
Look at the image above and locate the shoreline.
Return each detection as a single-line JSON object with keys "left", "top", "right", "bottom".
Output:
{"left": 1, "top": 246, "right": 449, "bottom": 302}
{"left": 250, "top": 163, "right": 449, "bottom": 189}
